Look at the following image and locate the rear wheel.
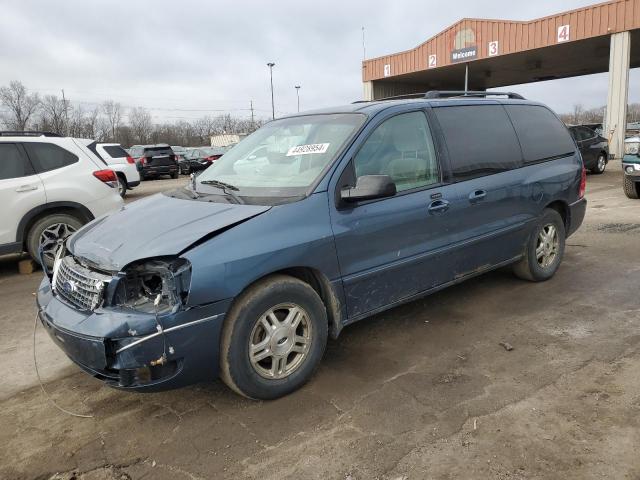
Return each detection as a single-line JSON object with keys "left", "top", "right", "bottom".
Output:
{"left": 26, "top": 213, "right": 84, "bottom": 267}
{"left": 623, "top": 175, "right": 640, "bottom": 199}
{"left": 513, "top": 208, "right": 566, "bottom": 282}
{"left": 171, "top": 170, "right": 179, "bottom": 179}
{"left": 116, "top": 174, "right": 127, "bottom": 198}
{"left": 220, "top": 275, "right": 328, "bottom": 400}
{"left": 591, "top": 153, "right": 607, "bottom": 174}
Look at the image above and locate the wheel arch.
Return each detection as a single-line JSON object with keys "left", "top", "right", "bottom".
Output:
{"left": 229, "top": 267, "right": 344, "bottom": 340}
{"left": 544, "top": 200, "right": 569, "bottom": 235}
{"left": 17, "top": 202, "right": 94, "bottom": 247}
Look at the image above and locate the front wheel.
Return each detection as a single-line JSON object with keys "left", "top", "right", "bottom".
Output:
{"left": 513, "top": 208, "right": 566, "bottom": 282}
{"left": 27, "top": 213, "right": 84, "bottom": 267}
{"left": 623, "top": 175, "right": 640, "bottom": 199}
{"left": 591, "top": 153, "right": 607, "bottom": 174}
{"left": 220, "top": 275, "right": 328, "bottom": 400}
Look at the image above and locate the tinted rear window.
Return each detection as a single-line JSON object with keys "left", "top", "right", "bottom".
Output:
{"left": 0, "top": 143, "right": 34, "bottom": 180}
{"left": 104, "top": 145, "right": 129, "bottom": 158}
{"left": 434, "top": 105, "right": 522, "bottom": 181}
{"left": 143, "top": 146, "right": 174, "bottom": 157}
{"left": 24, "top": 142, "right": 79, "bottom": 173}
{"left": 505, "top": 105, "right": 576, "bottom": 163}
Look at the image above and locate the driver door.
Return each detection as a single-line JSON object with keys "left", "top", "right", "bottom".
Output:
{"left": 330, "top": 110, "right": 458, "bottom": 319}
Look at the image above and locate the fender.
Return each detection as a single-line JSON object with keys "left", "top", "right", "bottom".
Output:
{"left": 16, "top": 201, "right": 94, "bottom": 244}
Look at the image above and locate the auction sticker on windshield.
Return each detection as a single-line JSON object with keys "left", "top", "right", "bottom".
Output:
{"left": 286, "top": 143, "right": 330, "bottom": 156}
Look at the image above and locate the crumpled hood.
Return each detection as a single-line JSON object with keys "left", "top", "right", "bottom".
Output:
{"left": 68, "top": 193, "right": 270, "bottom": 271}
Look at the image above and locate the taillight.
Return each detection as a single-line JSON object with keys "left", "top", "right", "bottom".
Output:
{"left": 578, "top": 164, "right": 587, "bottom": 199}
{"left": 172, "top": 155, "right": 177, "bottom": 161}
{"left": 93, "top": 169, "right": 118, "bottom": 188}
{"left": 126, "top": 155, "right": 135, "bottom": 164}
{"left": 138, "top": 156, "right": 146, "bottom": 165}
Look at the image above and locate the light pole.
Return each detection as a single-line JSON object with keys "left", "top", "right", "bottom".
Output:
{"left": 267, "top": 62, "right": 275, "bottom": 120}
{"left": 295, "top": 85, "right": 301, "bottom": 112}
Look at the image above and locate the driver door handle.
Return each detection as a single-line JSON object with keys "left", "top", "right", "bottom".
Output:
{"left": 16, "top": 184, "right": 38, "bottom": 192}
{"left": 428, "top": 199, "right": 450, "bottom": 214}
{"left": 468, "top": 189, "right": 487, "bottom": 203}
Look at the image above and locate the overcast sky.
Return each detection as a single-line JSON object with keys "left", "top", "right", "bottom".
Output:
{"left": 1, "top": 0, "right": 638, "bottom": 123}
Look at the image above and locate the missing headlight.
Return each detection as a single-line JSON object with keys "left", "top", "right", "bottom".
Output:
{"left": 113, "top": 258, "right": 192, "bottom": 314}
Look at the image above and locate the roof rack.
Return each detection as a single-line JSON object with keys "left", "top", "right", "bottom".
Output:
{"left": 353, "top": 90, "right": 525, "bottom": 104}
{"left": 0, "top": 131, "right": 62, "bottom": 137}
{"left": 424, "top": 90, "right": 525, "bottom": 100}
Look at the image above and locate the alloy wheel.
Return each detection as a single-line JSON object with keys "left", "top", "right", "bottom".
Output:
{"left": 536, "top": 224, "right": 559, "bottom": 269}
{"left": 39, "top": 223, "right": 76, "bottom": 264}
{"left": 249, "top": 303, "right": 312, "bottom": 379}
{"left": 597, "top": 155, "right": 606, "bottom": 172}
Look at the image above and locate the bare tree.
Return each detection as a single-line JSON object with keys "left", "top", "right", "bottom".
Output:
{"left": 128, "top": 106, "right": 153, "bottom": 144}
{"left": 102, "top": 100, "right": 122, "bottom": 141}
{"left": 40, "top": 94, "right": 70, "bottom": 135}
{"left": 0, "top": 80, "right": 41, "bottom": 131}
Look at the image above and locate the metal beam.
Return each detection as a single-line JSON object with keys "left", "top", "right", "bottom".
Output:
{"left": 605, "top": 31, "right": 631, "bottom": 160}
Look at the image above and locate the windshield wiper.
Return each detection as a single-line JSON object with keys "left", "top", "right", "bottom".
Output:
{"left": 199, "top": 179, "right": 244, "bottom": 204}
{"left": 200, "top": 179, "right": 239, "bottom": 191}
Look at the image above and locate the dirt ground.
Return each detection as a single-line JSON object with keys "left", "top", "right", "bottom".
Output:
{"left": 1, "top": 167, "right": 639, "bottom": 480}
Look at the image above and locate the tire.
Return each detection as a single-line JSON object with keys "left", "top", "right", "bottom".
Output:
{"left": 591, "top": 153, "right": 607, "bottom": 174}
{"left": 171, "top": 171, "right": 179, "bottom": 179}
{"left": 623, "top": 175, "right": 640, "bottom": 199}
{"left": 513, "top": 208, "right": 566, "bottom": 282}
{"left": 220, "top": 274, "right": 328, "bottom": 400}
{"left": 116, "top": 174, "right": 127, "bottom": 198}
{"left": 26, "top": 213, "right": 84, "bottom": 268}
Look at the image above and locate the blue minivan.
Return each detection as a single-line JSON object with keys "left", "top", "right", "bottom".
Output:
{"left": 37, "top": 92, "right": 587, "bottom": 399}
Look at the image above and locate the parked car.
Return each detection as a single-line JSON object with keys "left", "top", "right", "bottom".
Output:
{"left": 623, "top": 136, "right": 640, "bottom": 199}
{"left": 568, "top": 125, "right": 609, "bottom": 174}
{"left": 129, "top": 144, "right": 179, "bottom": 180}
{"left": 84, "top": 142, "right": 140, "bottom": 198}
{"left": 0, "top": 131, "right": 123, "bottom": 266}
{"left": 179, "top": 147, "right": 226, "bottom": 174}
{"left": 37, "top": 92, "right": 586, "bottom": 399}
{"left": 171, "top": 145, "right": 188, "bottom": 164}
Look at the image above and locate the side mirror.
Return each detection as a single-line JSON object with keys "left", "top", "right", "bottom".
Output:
{"left": 340, "top": 175, "right": 396, "bottom": 202}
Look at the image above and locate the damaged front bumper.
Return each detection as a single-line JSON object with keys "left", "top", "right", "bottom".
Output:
{"left": 37, "top": 276, "right": 229, "bottom": 391}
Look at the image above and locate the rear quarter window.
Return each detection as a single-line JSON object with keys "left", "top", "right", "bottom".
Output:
{"left": 505, "top": 105, "right": 576, "bottom": 163}
{"left": 434, "top": 105, "right": 523, "bottom": 182}
{"left": 103, "top": 145, "right": 129, "bottom": 158}
{"left": 24, "top": 142, "right": 79, "bottom": 173}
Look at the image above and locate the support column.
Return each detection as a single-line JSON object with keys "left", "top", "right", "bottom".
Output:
{"left": 605, "top": 31, "right": 631, "bottom": 160}
{"left": 362, "top": 81, "right": 374, "bottom": 101}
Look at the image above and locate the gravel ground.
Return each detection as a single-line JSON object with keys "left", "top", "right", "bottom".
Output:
{"left": 1, "top": 167, "right": 639, "bottom": 480}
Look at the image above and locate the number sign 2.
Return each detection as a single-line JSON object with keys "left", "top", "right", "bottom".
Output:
{"left": 557, "top": 25, "right": 570, "bottom": 43}
{"left": 428, "top": 54, "right": 437, "bottom": 68}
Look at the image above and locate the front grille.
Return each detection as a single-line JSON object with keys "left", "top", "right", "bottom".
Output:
{"left": 53, "top": 256, "right": 112, "bottom": 311}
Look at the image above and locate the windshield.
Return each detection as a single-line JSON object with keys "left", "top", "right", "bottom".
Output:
{"left": 196, "top": 113, "right": 365, "bottom": 200}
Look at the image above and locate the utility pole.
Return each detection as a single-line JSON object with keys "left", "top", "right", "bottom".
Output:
{"left": 267, "top": 62, "right": 276, "bottom": 120}
{"left": 61, "top": 89, "right": 69, "bottom": 135}
{"left": 250, "top": 100, "right": 255, "bottom": 128}
{"left": 295, "top": 85, "right": 301, "bottom": 112}
{"left": 362, "top": 27, "right": 366, "bottom": 60}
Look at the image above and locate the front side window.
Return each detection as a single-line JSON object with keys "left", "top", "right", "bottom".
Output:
{"left": 353, "top": 111, "right": 439, "bottom": 192}
{"left": 434, "top": 105, "right": 523, "bottom": 182}
{"left": 24, "top": 142, "right": 79, "bottom": 173}
{"left": 0, "top": 143, "right": 34, "bottom": 180}
{"left": 196, "top": 114, "right": 366, "bottom": 200}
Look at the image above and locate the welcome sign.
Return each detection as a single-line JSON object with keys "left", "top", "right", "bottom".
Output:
{"left": 451, "top": 46, "right": 477, "bottom": 63}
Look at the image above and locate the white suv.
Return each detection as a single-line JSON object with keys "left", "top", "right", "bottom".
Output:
{"left": 85, "top": 142, "right": 141, "bottom": 198}
{"left": 0, "top": 132, "right": 123, "bottom": 266}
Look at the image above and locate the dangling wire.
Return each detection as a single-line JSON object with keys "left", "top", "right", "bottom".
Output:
{"left": 33, "top": 312, "right": 93, "bottom": 418}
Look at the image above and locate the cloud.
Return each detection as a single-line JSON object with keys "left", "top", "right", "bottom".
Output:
{"left": 0, "top": 0, "right": 636, "bottom": 122}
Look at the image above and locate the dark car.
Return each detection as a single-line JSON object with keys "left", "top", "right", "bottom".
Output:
{"left": 37, "top": 91, "right": 586, "bottom": 400}
{"left": 568, "top": 125, "right": 609, "bottom": 174}
{"left": 129, "top": 144, "right": 179, "bottom": 180}
{"left": 179, "top": 147, "right": 226, "bottom": 174}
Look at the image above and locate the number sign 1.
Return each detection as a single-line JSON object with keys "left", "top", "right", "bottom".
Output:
{"left": 383, "top": 64, "right": 391, "bottom": 77}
